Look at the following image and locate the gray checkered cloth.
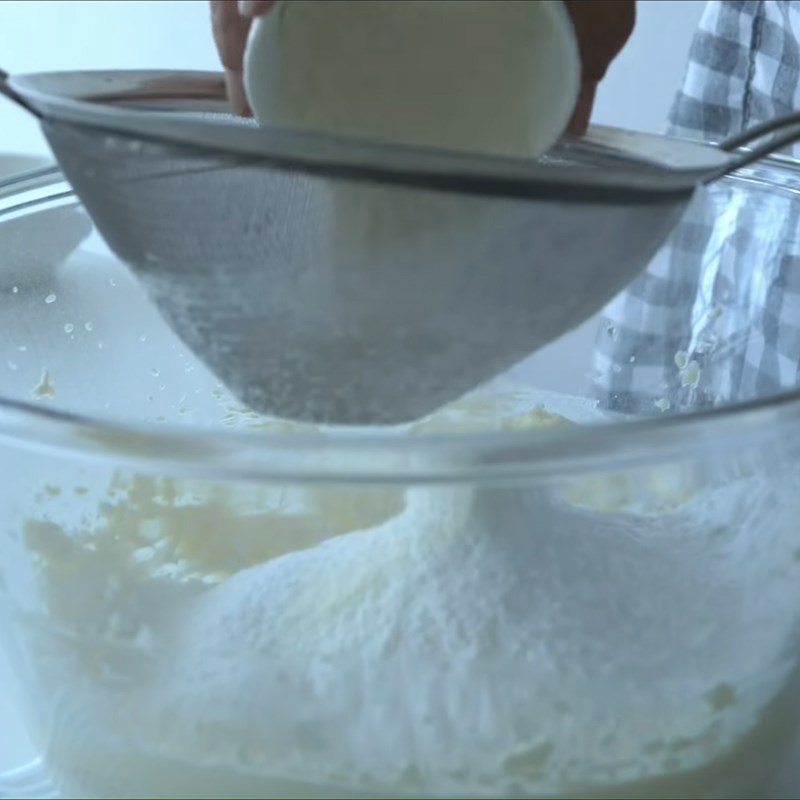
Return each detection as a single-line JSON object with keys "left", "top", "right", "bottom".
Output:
{"left": 592, "top": 0, "right": 800, "bottom": 415}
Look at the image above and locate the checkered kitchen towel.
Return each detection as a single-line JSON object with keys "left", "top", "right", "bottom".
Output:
{"left": 592, "top": 0, "right": 800, "bottom": 415}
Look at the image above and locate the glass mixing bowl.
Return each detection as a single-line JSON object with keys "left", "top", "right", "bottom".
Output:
{"left": 2, "top": 156, "right": 800, "bottom": 799}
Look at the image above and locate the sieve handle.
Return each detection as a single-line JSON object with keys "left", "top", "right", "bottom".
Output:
{"left": 0, "top": 68, "right": 42, "bottom": 119}
{"left": 719, "top": 112, "right": 800, "bottom": 152}
{"left": 0, "top": 68, "right": 41, "bottom": 119}
{"left": 705, "top": 112, "right": 800, "bottom": 183}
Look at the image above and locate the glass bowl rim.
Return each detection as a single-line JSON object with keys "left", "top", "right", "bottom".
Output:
{"left": 2, "top": 169, "right": 800, "bottom": 484}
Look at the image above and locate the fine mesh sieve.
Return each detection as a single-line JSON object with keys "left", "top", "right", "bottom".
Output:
{"left": 3, "top": 69, "right": 800, "bottom": 424}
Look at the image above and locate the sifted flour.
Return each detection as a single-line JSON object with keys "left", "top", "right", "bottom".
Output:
{"left": 12, "top": 393, "right": 800, "bottom": 797}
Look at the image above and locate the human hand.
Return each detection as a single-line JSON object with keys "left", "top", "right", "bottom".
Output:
{"left": 210, "top": 0, "right": 275, "bottom": 115}
{"left": 564, "top": 0, "right": 636, "bottom": 135}
{"left": 210, "top": 0, "right": 636, "bottom": 134}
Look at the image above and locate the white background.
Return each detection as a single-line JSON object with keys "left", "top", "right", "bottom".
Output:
{"left": 0, "top": 0, "right": 707, "bottom": 775}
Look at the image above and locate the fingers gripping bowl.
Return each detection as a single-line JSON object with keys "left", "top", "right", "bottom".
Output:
{"left": 3, "top": 152, "right": 800, "bottom": 799}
